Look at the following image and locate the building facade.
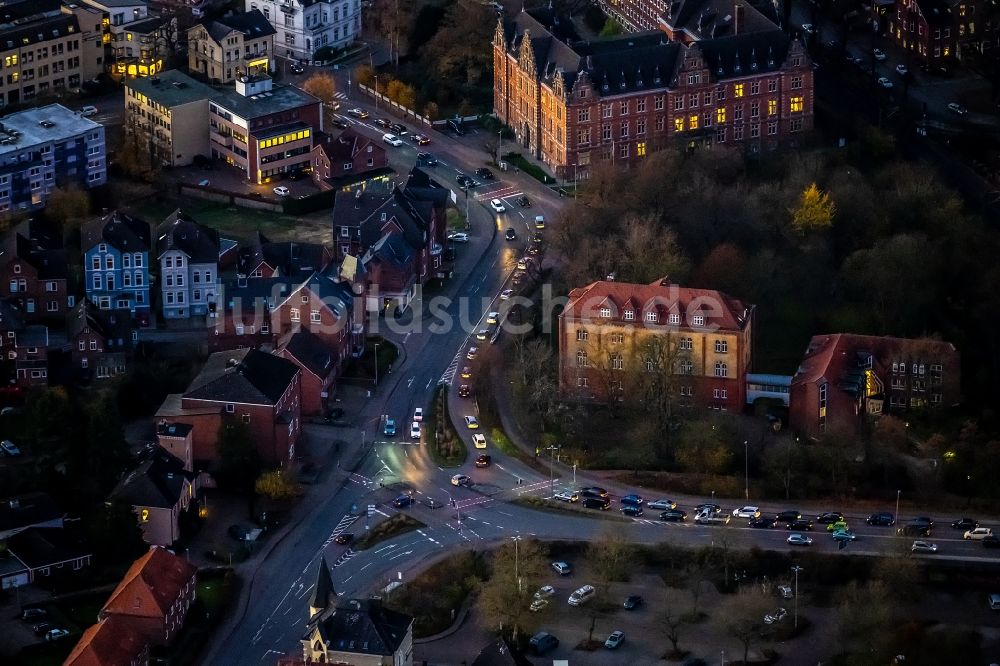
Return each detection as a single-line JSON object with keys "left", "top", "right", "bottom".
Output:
{"left": 789, "top": 333, "right": 961, "bottom": 440}
{"left": 112, "top": 446, "right": 197, "bottom": 546}
{"left": 82, "top": 210, "right": 152, "bottom": 318}
{"left": 0, "top": 0, "right": 104, "bottom": 109}
{"left": 124, "top": 69, "right": 216, "bottom": 167}
{"left": 0, "top": 220, "right": 71, "bottom": 323}
{"left": 877, "top": 0, "right": 996, "bottom": 66}
{"left": 209, "top": 74, "right": 322, "bottom": 182}
{"left": 0, "top": 104, "right": 106, "bottom": 211}
{"left": 558, "top": 279, "right": 754, "bottom": 410}
{"left": 188, "top": 10, "right": 275, "bottom": 84}
{"left": 156, "top": 210, "right": 220, "bottom": 321}
{"left": 311, "top": 128, "right": 388, "bottom": 185}
{"left": 67, "top": 300, "right": 137, "bottom": 381}
{"left": 245, "top": 0, "right": 361, "bottom": 61}
{"left": 493, "top": 9, "right": 813, "bottom": 179}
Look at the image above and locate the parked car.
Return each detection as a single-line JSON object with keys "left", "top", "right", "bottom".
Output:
{"left": 867, "top": 512, "right": 895, "bottom": 526}
{"left": 952, "top": 517, "right": 978, "bottom": 530}
{"left": 45, "top": 628, "right": 70, "bottom": 642}
{"left": 623, "top": 595, "right": 643, "bottom": 610}
{"left": 417, "top": 152, "right": 438, "bottom": 165}
{"left": 500, "top": 288, "right": 514, "bottom": 300}
{"left": 816, "top": 511, "right": 844, "bottom": 524}
{"left": 551, "top": 561, "right": 572, "bottom": 575}
{"left": 389, "top": 123, "right": 407, "bottom": 135}
{"left": 732, "top": 506, "right": 760, "bottom": 519}
{"left": 873, "top": 48, "right": 887, "bottom": 61}
{"left": 409, "top": 422, "right": 421, "bottom": 439}
{"left": 583, "top": 497, "right": 610, "bottom": 510}
{"left": 648, "top": 499, "right": 677, "bottom": 510}
{"left": 775, "top": 510, "right": 801, "bottom": 523}
{"left": 947, "top": 102, "right": 968, "bottom": 115}
{"left": 529, "top": 631, "right": 559, "bottom": 655}
{"left": 490, "top": 199, "right": 506, "bottom": 213}
{"left": 787, "top": 533, "right": 813, "bottom": 546}
{"left": 382, "top": 133, "right": 403, "bottom": 147}
{"left": 411, "top": 134, "right": 431, "bottom": 145}
{"left": 911, "top": 540, "right": 938, "bottom": 554}
{"left": 990, "top": 594, "right": 1000, "bottom": 610}
{"left": 33, "top": 623, "right": 54, "bottom": 636}
{"left": 21, "top": 608, "right": 46, "bottom": 621}
{"left": 472, "top": 433, "right": 487, "bottom": 449}
{"left": 529, "top": 598, "right": 549, "bottom": 612}
{"left": 273, "top": 186, "right": 290, "bottom": 197}
{"left": 289, "top": 62, "right": 305, "bottom": 74}
{"left": 517, "top": 195, "right": 531, "bottom": 207}
{"left": 554, "top": 491, "right": 579, "bottom": 502}
{"left": 505, "top": 228, "right": 517, "bottom": 241}
{"left": 475, "top": 167, "right": 495, "bottom": 180}
{"left": 1, "top": 439, "right": 21, "bottom": 456}
{"left": 895, "top": 64, "right": 908, "bottom": 75}
{"left": 79, "top": 105, "right": 98, "bottom": 117}
{"left": 696, "top": 503, "right": 722, "bottom": 514}
{"left": 659, "top": 509, "right": 687, "bottom": 522}
{"left": 764, "top": 608, "right": 788, "bottom": 625}
{"left": 778, "top": 585, "right": 793, "bottom": 599}
{"left": 621, "top": 505, "right": 644, "bottom": 517}
{"left": 605, "top": 630, "right": 625, "bottom": 649}
{"left": 621, "top": 494, "right": 644, "bottom": 506}
{"left": 965, "top": 527, "right": 994, "bottom": 540}
{"left": 581, "top": 487, "right": 609, "bottom": 498}
{"left": 897, "top": 523, "right": 930, "bottom": 537}
{"left": 568, "top": 584, "right": 596, "bottom": 606}
{"left": 877, "top": 77, "right": 894, "bottom": 89}
{"left": 393, "top": 494, "right": 414, "bottom": 508}
{"left": 749, "top": 517, "right": 776, "bottom": 529}
{"left": 383, "top": 418, "right": 397, "bottom": 437}
{"left": 827, "top": 520, "right": 849, "bottom": 532}
{"left": 347, "top": 108, "right": 369, "bottom": 118}
{"left": 374, "top": 118, "right": 391, "bottom": 128}
{"left": 334, "top": 533, "right": 353, "bottom": 545}
{"left": 787, "top": 519, "right": 813, "bottom": 531}
{"left": 534, "top": 585, "right": 556, "bottom": 599}
{"left": 800, "top": 23, "right": 814, "bottom": 34}
{"left": 475, "top": 454, "right": 491, "bottom": 468}
{"left": 448, "top": 232, "right": 469, "bottom": 243}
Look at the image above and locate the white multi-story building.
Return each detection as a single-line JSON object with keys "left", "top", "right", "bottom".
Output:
{"left": 246, "top": 0, "right": 361, "bottom": 61}
{"left": 155, "top": 210, "right": 220, "bottom": 321}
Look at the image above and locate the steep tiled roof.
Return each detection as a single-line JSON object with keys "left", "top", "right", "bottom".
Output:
{"left": 280, "top": 329, "right": 336, "bottom": 379}
{"left": 0, "top": 232, "right": 67, "bottom": 280}
{"left": 314, "top": 127, "right": 379, "bottom": 163}
{"left": 157, "top": 210, "right": 221, "bottom": 263}
{"left": 309, "top": 599, "right": 412, "bottom": 657}
{"left": 111, "top": 447, "right": 194, "bottom": 509}
{"left": 200, "top": 9, "right": 275, "bottom": 44}
{"left": 101, "top": 546, "right": 197, "bottom": 620}
{"left": 471, "top": 637, "right": 535, "bottom": 666}
{"left": 64, "top": 615, "right": 148, "bottom": 666}
{"left": 563, "top": 279, "right": 752, "bottom": 331}
{"left": 662, "top": 0, "right": 776, "bottom": 40}
{"left": 237, "top": 231, "right": 330, "bottom": 280}
{"left": 81, "top": 211, "right": 152, "bottom": 255}
{"left": 185, "top": 348, "right": 299, "bottom": 405}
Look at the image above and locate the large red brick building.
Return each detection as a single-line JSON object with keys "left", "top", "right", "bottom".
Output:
{"left": 558, "top": 279, "right": 754, "bottom": 410}
{"left": 493, "top": 8, "right": 813, "bottom": 179}
{"left": 877, "top": 0, "right": 997, "bottom": 66}
{"left": 0, "top": 220, "right": 71, "bottom": 325}
{"left": 789, "top": 333, "right": 961, "bottom": 440}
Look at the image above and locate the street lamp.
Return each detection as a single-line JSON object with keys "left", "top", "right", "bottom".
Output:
{"left": 895, "top": 489, "right": 901, "bottom": 529}
{"left": 373, "top": 341, "right": 380, "bottom": 387}
{"left": 510, "top": 535, "right": 522, "bottom": 594}
{"left": 546, "top": 445, "right": 561, "bottom": 496}
{"left": 497, "top": 130, "right": 503, "bottom": 166}
{"left": 791, "top": 565, "right": 803, "bottom": 628}
{"left": 744, "top": 440, "right": 749, "bottom": 500}
{"left": 572, "top": 462, "right": 577, "bottom": 485}
{"left": 374, "top": 74, "right": 379, "bottom": 112}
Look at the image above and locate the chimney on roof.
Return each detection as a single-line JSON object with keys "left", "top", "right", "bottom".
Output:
{"left": 734, "top": 2, "right": 744, "bottom": 35}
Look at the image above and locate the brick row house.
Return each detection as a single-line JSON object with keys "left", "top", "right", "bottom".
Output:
{"left": 81, "top": 210, "right": 152, "bottom": 323}
{"left": 67, "top": 299, "right": 138, "bottom": 382}
{"left": 0, "top": 300, "right": 50, "bottom": 389}
{"left": 331, "top": 168, "right": 450, "bottom": 314}
{"left": 237, "top": 232, "right": 333, "bottom": 281}
{"left": 789, "top": 333, "right": 961, "bottom": 441}
{"left": 0, "top": 220, "right": 71, "bottom": 325}
{"left": 310, "top": 127, "right": 389, "bottom": 187}
{"left": 558, "top": 279, "right": 754, "bottom": 410}
{"left": 155, "top": 347, "right": 302, "bottom": 465}
{"left": 493, "top": 8, "right": 813, "bottom": 179}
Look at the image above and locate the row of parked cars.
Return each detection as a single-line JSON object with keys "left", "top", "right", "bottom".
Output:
{"left": 19, "top": 607, "right": 69, "bottom": 642}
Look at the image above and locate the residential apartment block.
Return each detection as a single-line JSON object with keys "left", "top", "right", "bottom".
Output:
{"left": 188, "top": 10, "right": 275, "bottom": 84}
{"left": 245, "top": 0, "right": 361, "bottom": 61}
{"left": 558, "top": 279, "right": 754, "bottom": 410}
{"left": 0, "top": 104, "right": 106, "bottom": 211}
{"left": 82, "top": 210, "right": 152, "bottom": 319}
{"left": 83, "top": 0, "right": 169, "bottom": 78}
{"left": 0, "top": 0, "right": 104, "bottom": 108}
{"left": 156, "top": 210, "right": 220, "bottom": 321}
{"left": 209, "top": 74, "right": 322, "bottom": 182}
{"left": 0, "top": 220, "right": 71, "bottom": 323}
{"left": 493, "top": 9, "right": 813, "bottom": 178}
{"left": 124, "top": 69, "right": 217, "bottom": 167}
{"left": 789, "top": 333, "right": 961, "bottom": 440}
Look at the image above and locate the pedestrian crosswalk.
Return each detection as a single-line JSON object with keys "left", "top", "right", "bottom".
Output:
{"left": 475, "top": 185, "right": 522, "bottom": 202}
{"left": 334, "top": 92, "right": 348, "bottom": 101}
{"left": 439, "top": 349, "right": 463, "bottom": 386}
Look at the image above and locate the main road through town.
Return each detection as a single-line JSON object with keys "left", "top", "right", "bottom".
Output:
{"left": 201, "top": 88, "right": 999, "bottom": 666}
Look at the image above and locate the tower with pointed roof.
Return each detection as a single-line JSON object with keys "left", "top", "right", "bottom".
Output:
{"left": 308, "top": 556, "right": 336, "bottom": 620}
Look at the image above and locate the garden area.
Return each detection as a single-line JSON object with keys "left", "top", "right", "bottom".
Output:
{"left": 426, "top": 385, "right": 467, "bottom": 467}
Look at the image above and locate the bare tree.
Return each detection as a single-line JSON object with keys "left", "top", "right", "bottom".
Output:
{"left": 662, "top": 588, "right": 687, "bottom": 657}
{"left": 636, "top": 332, "right": 684, "bottom": 440}
{"left": 718, "top": 585, "right": 773, "bottom": 665}
{"left": 477, "top": 539, "right": 549, "bottom": 641}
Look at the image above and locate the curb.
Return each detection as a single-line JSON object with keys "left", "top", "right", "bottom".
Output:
{"left": 412, "top": 593, "right": 477, "bottom": 645}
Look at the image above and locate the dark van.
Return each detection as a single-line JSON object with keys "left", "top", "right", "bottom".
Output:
{"left": 529, "top": 631, "right": 559, "bottom": 654}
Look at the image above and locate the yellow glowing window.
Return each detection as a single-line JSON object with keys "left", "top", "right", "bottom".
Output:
{"left": 127, "top": 32, "right": 133, "bottom": 41}
{"left": 790, "top": 96, "right": 804, "bottom": 113}
{"left": 716, "top": 107, "right": 726, "bottom": 124}
{"left": 734, "top": 83, "right": 744, "bottom": 98}
{"left": 127, "top": 64, "right": 137, "bottom": 76}
{"left": 637, "top": 141, "right": 646, "bottom": 157}
{"left": 944, "top": 46, "right": 950, "bottom": 56}
{"left": 689, "top": 114, "right": 699, "bottom": 129}
{"left": 4, "top": 55, "right": 17, "bottom": 67}
{"left": 674, "top": 117, "right": 684, "bottom": 131}
{"left": 768, "top": 100, "right": 777, "bottom": 115}
{"left": 10, "top": 72, "right": 18, "bottom": 82}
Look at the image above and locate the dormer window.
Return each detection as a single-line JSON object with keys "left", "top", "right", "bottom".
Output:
{"left": 692, "top": 314, "right": 705, "bottom": 326}
{"left": 645, "top": 311, "right": 657, "bottom": 323}
{"left": 99, "top": 243, "right": 107, "bottom": 253}
{"left": 669, "top": 313, "right": 680, "bottom": 325}
{"left": 623, "top": 309, "right": 635, "bottom": 321}
{"left": 600, "top": 307, "right": 611, "bottom": 318}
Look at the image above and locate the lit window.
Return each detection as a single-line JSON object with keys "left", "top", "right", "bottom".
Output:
{"left": 790, "top": 96, "right": 804, "bottom": 113}
{"left": 689, "top": 114, "right": 699, "bottom": 129}
{"left": 674, "top": 117, "right": 684, "bottom": 132}
{"left": 636, "top": 141, "right": 646, "bottom": 157}
{"left": 767, "top": 99, "right": 777, "bottom": 115}
{"left": 716, "top": 107, "right": 726, "bottom": 124}
{"left": 734, "top": 83, "right": 744, "bottom": 98}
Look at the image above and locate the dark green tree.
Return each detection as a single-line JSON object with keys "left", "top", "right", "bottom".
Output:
{"left": 215, "top": 419, "right": 262, "bottom": 494}
{"left": 83, "top": 499, "right": 147, "bottom": 565}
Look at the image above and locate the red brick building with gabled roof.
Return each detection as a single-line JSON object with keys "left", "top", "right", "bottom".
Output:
{"left": 558, "top": 278, "right": 754, "bottom": 409}
{"left": 311, "top": 128, "right": 389, "bottom": 186}
{"left": 98, "top": 546, "right": 198, "bottom": 646}
{"left": 64, "top": 615, "right": 150, "bottom": 666}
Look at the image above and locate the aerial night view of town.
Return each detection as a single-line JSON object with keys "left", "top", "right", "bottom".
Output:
{"left": 3, "top": 0, "right": 1000, "bottom": 663}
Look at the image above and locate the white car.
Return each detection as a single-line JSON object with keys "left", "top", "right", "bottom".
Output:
{"left": 877, "top": 77, "right": 894, "bottom": 89}
{"left": 605, "top": 630, "right": 625, "bottom": 649}
{"left": 873, "top": 48, "right": 887, "bottom": 61}
{"left": 273, "top": 186, "right": 290, "bottom": 197}
{"left": 347, "top": 107, "right": 369, "bottom": 118}
{"left": 801, "top": 23, "right": 814, "bottom": 34}
{"left": 382, "top": 133, "right": 403, "bottom": 147}
{"left": 732, "top": 506, "right": 760, "bottom": 519}
{"left": 472, "top": 433, "right": 487, "bottom": 449}
{"left": 500, "top": 289, "right": 514, "bottom": 300}
{"left": 764, "top": 608, "right": 788, "bottom": 625}
{"left": 451, "top": 474, "right": 471, "bottom": 487}
{"left": 568, "top": 584, "right": 596, "bottom": 606}
{"left": 490, "top": 199, "right": 506, "bottom": 213}
{"left": 79, "top": 105, "right": 98, "bottom": 117}
{"left": 486, "top": 311, "right": 500, "bottom": 325}
{"left": 895, "top": 64, "right": 908, "bottom": 75}
{"left": 448, "top": 232, "right": 469, "bottom": 243}
{"left": 534, "top": 585, "right": 556, "bottom": 599}
{"left": 647, "top": 499, "right": 677, "bottom": 511}
{"left": 552, "top": 561, "right": 572, "bottom": 575}
{"left": 413, "top": 407, "right": 423, "bottom": 422}
{"left": 911, "top": 540, "right": 938, "bottom": 554}
{"left": 965, "top": 527, "right": 994, "bottom": 540}
{"left": 787, "top": 533, "right": 813, "bottom": 546}
{"left": 554, "top": 491, "right": 579, "bottom": 502}
{"left": 410, "top": 422, "right": 421, "bottom": 439}
{"left": 464, "top": 415, "right": 480, "bottom": 429}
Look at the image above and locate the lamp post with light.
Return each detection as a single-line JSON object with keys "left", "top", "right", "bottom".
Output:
{"left": 791, "top": 565, "right": 803, "bottom": 628}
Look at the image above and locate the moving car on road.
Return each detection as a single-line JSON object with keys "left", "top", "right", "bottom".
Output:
{"left": 451, "top": 474, "right": 471, "bottom": 487}
{"left": 417, "top": 152, "right": 438, "bottom": 165}
{"left": 410, "top": 422, "right": 421, "bottom": 439}
{"left": 952, "top": 517, "right": 978, "bottom": 530}
{"left": 383, "top": 418, "right": 397, "bottom": 437}
{"left": 411, "top": 134, "right": 431, "bottom": 145}
{"left": 347, "top": 108, "right": 369, "bottom": 118}
{"left": 334, "top": 533, "right": 353, "bottom": 545}
{"left": 505, "top": 228, "right": 517, "bottom": 241}
{"left": 273, "top": 186, "right": 290, "bottom": 197}
{"left": 552, "top": 561, "right": 572, "bottom": 575}
{"left": 648, "top": 499, "right": 677, "bottom": 510}
{"left": 787, "top": 533, "right": 813, "bottom": 546}
{"left": 817, "top": 511, "right": 844, "bottom": 524}
{"left": 732, "top": 506, "right": 760, "bottom": 519}
{"left": 911, "top": 540, "right": 938, "bottom": 554}
{"left": 583, "top": 497, "right": 610, "bottom": 510}
{"left": 413, "top": 408, "right": 423, "bottom": 422}
{"left": 965, "top": 527, "right": 994, "bottom": 540}
{"left": 490, "top": 199, "right": 506, "bottom": 214}
{"left": 79, "top": 105, "right": 98, "bottom": 117}
{"left": 787, "top": 519, "right": 813, "bottom": 531}
{"left": 393, "top": 495, "right": 414, "bottom": 508}
{"left": 659, "top": 509, "right": 687, "bottom": 522}
{"left": 475, "top": 454, "right": 491, "bottom": 468}
{"left": 621, "top": 505, "right": 643, "bottom": 517}
{"left": 621, "top": 494, "right": 644, "bottom": 506}
{"left": 867, "top": 512, "right": 895, "bottom": 526}
{"left": 475, "top": 167, "right": 495, "bottom": 180}
{"left": 873, "top": 48, "right": 887, "bottom": 61}
{"left": 472, "top": 434, "right": 487, "bottom": 449}
{"left": 831, "top": 529, "right": 857, "bottom": 542}
{"left": 382, "top": 133, "right": 403, "bottom": 147}
{"left": 947, "top": 102, "right": 968, "bottom": 115}
{"left": 448, "top": 232, "right": 469, "bottom": 243}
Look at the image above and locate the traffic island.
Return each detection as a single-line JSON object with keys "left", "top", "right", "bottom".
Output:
{"left": 353, "top": 514, "right": 426, "bottom": 551}
{"left": 428, "top": 384, "right": 467, "bottom": 467}
{"left": 511, "top": 496, "right": 630, "bottom": 522}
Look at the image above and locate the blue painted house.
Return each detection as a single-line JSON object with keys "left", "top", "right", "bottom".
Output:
{"left": 81, "top": 211, "right": 152, "bottom": 325}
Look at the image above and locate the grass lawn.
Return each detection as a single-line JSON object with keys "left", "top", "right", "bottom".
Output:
{"left": 354, "top": 514, "right": 425, "bottom": 551}
{"left": 447, "top": 208, "right": 467, "bottom": 230}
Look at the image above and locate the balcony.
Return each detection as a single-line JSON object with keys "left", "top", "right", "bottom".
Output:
{"left": 280, "top": 2, "right": 296, "bottom": 14}
{"left": 210, "top": 130, "right": 232, "bottom": 148}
